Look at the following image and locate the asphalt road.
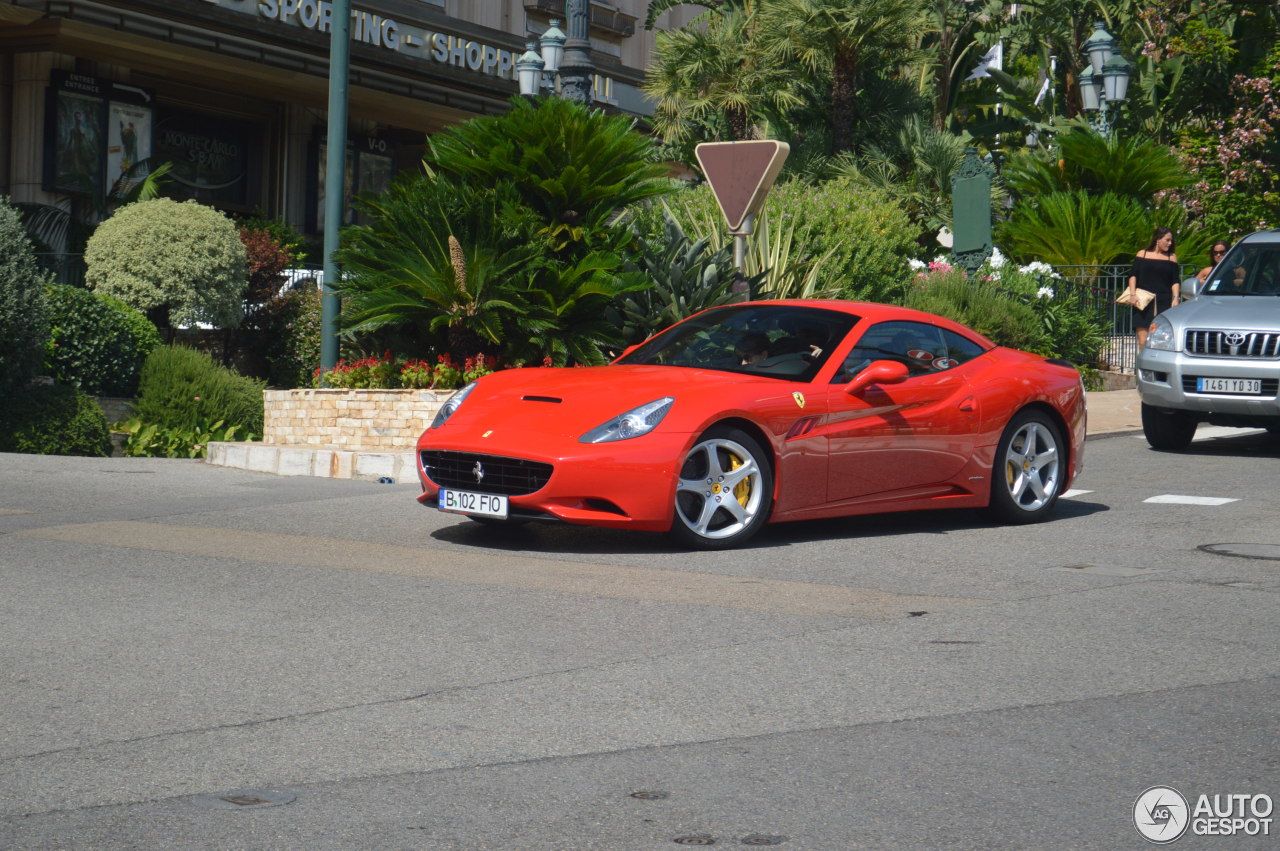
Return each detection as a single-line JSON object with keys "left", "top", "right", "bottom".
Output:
{"left": 1, "top": 428, "right": 1278, "bottom": 850}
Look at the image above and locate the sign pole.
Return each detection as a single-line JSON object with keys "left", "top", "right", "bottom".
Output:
{"left": 319, "top": 0, "right": 351, "bottom": 381}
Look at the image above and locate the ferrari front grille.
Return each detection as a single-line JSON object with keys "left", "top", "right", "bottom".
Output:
{"left": 1185, "top": 329, "right": 1280, "bottom": 358}
{"left": 420, "top": 450, "right": 553, "bottom": 496}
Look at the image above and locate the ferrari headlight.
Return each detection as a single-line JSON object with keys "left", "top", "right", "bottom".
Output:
{"left": 431, "top": 381, "right": 477, "bottom": 428}
{"left": 1145, "top": 315, "right": 1178, "bottom": 351}
{"left": 580, "top": 397, "right": 675, "bottom": 443}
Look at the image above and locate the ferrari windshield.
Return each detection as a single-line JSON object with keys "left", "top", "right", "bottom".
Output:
{"left": 616, "top": 304, "right": 860, "bottom": 382}
{"left": 1203, "top": 243, "right": 1280, "bottom": 296}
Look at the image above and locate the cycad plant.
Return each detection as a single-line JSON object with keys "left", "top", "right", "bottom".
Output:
{"left": 335, "top": 97, "right": 676, "bottom": 365}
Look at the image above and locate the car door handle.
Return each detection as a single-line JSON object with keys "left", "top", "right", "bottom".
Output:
{"left": 958, "top": 396, "right": 975, "bottom": 412}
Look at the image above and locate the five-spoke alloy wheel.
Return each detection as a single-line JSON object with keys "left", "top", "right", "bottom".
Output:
{"left": 990, "top": 409, "right": 1065, "bottom": 524}
{"left": 670, "top": 426, "right": 773, "bottom": 549}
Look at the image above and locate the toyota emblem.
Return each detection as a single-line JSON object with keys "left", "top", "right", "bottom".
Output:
{"left": 472, "top": 461, "right": 484, "bottom": 484}
{"left": 1224, "top": 331, "right": 1246, "bottom": 347}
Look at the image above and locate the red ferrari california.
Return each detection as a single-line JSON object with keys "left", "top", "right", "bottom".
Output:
{"left": 416, "top": 300, "right": 1086, "bottom": 549}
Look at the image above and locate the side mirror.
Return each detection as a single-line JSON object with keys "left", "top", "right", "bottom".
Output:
{"left": 844, "top": 360, "right": 909, "bottom": 395}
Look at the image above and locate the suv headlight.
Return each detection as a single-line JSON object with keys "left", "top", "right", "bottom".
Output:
{"left": 580, "top": 397, "right": 675, "bottom": 443}
{"left": 431, "top": 381, "right": 477, "bottom": 428}
{"left": 1145, "top": 315, "right": 1178, "bottom": 351}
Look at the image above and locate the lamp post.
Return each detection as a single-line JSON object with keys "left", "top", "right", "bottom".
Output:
{"left": 1077, "top": 21, "right": 1130, "bottom": 138}
{"left": 559, "top": 0, "right": 594, "bottom": 103}
{"left": 517, "top": 10, "right": 589, "bottom": 102}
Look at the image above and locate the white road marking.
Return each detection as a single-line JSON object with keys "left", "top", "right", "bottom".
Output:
{"left": 1144, "top": 494, "right": 1239, "bottom": 506}
{"left": 1194, "top": 426, "right": 1265, "bottom": 441}
{"left": 1062, "top": 489, "right": 1093, "bottom": 499}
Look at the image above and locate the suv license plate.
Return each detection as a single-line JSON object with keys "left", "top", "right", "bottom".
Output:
{"left": 438, "top": 489, "right": 508, "bottom": 518}
{"left": 1197, "top": 377, "right": 1262, "bottom": 394}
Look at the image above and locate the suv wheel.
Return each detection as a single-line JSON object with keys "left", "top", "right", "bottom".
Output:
{"left": 1141, "top": 403, "right": 1198, "bottom": 451}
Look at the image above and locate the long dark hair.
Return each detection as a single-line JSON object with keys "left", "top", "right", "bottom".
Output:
{"left": 1144, "top": 226, "right": 1175, "bottom": 253}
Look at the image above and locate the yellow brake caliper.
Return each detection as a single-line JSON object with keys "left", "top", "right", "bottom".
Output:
{"left": 730, "top": 453, "right": 751, "bottom": 506}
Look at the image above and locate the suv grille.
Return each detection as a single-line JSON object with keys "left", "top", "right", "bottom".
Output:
{"left": 421, "top": 450, "right": 553, "bottom": 496}
{"left": 1185, "top": 329, "right": 1280, "bottom": 358}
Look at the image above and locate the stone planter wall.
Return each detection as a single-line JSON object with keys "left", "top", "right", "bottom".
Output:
{"left": 263, "top": 388, "right": 452, "bottom": 451}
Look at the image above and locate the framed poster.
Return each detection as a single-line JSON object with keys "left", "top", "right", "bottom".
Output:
{"left": 48, "top": 88, "right": 106, "bottom": 195}
{"left": 44, "top": 72, "right": 154, "bottom": 198}
{"left": 310, "top": 135, "right": 398, "bottom": 232}
{"left": 107, "top": 102, "right": 153, "bottom": 193}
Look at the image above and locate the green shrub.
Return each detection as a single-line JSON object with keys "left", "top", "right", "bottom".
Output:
{"left": 0, "top": 383, "right": 110, "bottom": 457}
{"left": 0, "top": 196, "right": 52, "bottom": 390}
{"left": 263, "top": 285, "right": 321, "bottom": 388}
{"left": 133, "top": 345, "right": 265, "bottom": 434}
{"left": 656, "top": 179, "right": 917, "bottom": 303}
{"left": 116, "top": 417, "right": 250, "bottom": 459}
{"left": 903, "top": 268, "right": 1049, "bottom": 353}
{"left": 85, "top": 198, "right": 247, "bottom": 329}
{"left": 43, "top": 283, "right": 161, "bottom": 396}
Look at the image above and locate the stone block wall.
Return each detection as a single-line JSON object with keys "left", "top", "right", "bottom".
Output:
{"left": 262, "top": 389, "right": 452, "bottom": 451}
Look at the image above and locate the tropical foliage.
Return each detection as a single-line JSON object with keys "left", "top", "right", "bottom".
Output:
{"left": 335, "top": 97, "right": 673, "bottom": 366}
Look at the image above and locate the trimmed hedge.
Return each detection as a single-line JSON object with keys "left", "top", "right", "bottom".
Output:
{"left": 43, "top": 284, "right": 162, "bottom": 396}
{"left": 0, "top": 196, "right": 51, "bottom": 390}
{"left": 133, "top": 345, "right": 265, "bottom": 434}
{"left": 0, "top": 384, "right": 111, "bottom": 457}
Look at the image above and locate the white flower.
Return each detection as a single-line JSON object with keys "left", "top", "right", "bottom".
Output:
{"left": 907, "top": 258, "right": 927, "bottom": 270}
{"left": 988, "top": 247, "right": 1006, "bottom": 268}
{"left": 1019, "top": 261, "right": 1057, "bottom": 277}
{"left": 1037, "top": 286, "right": 1055, "bottom": 299}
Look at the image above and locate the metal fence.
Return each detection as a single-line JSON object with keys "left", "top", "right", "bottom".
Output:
{"left": 1052, "top": 263, "right": 1194, "bottom": 374}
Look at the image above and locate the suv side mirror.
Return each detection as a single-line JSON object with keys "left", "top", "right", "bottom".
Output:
{"left": 844, "top": 360, "right": 910, "bottom": 395}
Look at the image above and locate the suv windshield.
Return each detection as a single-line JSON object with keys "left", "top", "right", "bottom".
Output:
{"left": 1203, "top": 243, "right": 1280, "bottom": 296}
{"left": 616, "top": 304, "right": 860, "bottom": 382}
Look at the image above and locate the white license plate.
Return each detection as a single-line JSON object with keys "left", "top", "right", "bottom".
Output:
{"left": 438, "top": 489, "right": 508, "bottom": 518}
{"left": 1197, "top": 377, "right": 1262, "bottom": 394}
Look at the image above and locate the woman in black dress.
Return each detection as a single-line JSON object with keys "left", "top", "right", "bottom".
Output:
{"left": 1127, "top": 227, "right": 1181, "bottom": 348}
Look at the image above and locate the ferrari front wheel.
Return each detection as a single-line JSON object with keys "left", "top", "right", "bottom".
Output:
{"left": 670, "top": 426, "right": 773, "bottom": 550}
{"left": 989, "top": 409, "right": 1065, "bottom": 524}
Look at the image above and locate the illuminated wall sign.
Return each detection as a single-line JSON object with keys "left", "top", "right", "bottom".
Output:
{"left": 198, "top": 0, "right": 620, "bottom": 105}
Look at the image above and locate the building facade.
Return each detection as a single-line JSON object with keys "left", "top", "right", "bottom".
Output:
{"left": 0, "top": 0, "right": 694, "bottom": 245}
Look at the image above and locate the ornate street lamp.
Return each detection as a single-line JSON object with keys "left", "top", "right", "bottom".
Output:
{"left": 1077, "top": 21, "right": 1130, "bottom": 138}
{"left": 558, "top": 0, "right": 594, "bottom": 104}
{"left": 517, "top": 7, "right": 591, "bottom": 103}
{"left": 516, "top": 42, "right": 545, "bottom": 98}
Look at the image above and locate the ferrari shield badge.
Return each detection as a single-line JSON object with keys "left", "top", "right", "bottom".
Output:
{"left": 792, "top": 391, "right": 806, "bottom": 409}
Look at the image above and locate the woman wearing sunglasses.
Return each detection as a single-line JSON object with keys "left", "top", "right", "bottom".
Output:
{"left": 1196, "top": 240, "right": 1231, "bottom": 294}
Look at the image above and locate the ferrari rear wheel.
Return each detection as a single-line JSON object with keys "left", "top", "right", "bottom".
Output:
{"left": 989, "top": 409, "right": 1065, "bottom": 524}
{"left": 670, "top": 426, "right": 773, "bottom": 550}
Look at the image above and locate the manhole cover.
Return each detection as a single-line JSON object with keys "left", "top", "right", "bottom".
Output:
{"left": 1200, "top": 543, "right": 1280, "bottom": 562}
{"left": 631, "top": 790, "right": 670, "bottom": 800}
{"left": 740, "top": 835, "right": 788, "bottom": 846}
{"left": 192, "top": 789, "right": 296, "bottom": 810}
{"left": 673, "top": 835, "right": 717, "bottom": 846}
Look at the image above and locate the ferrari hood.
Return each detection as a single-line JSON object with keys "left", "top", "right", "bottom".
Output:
{"left": 436, "top": 364, "right": 765, "bottom": 437}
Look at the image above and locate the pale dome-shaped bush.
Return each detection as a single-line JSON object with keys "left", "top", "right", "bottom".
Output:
{"left": 85, "top": 198, "right": 247, "bottom": 329}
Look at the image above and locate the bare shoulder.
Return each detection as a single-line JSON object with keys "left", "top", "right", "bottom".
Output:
{"left": 1169, "top": 253, "right": 1179, "bottom": 263}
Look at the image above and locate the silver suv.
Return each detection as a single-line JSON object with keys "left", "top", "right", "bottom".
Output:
{"left": 1136, "top": 229, "right": 1280, "bottom": 450}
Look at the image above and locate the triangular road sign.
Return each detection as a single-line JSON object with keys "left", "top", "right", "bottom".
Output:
{"left": 694, "top": 140, "right": 790, "bottom": 233}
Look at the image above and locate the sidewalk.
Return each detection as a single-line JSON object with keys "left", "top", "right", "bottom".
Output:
{"left": 206, "top": 389, "right": 1144, "bottom": 481}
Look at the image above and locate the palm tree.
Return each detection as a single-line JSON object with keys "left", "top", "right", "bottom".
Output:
{"left": 643, "top": 0, "right": 804, "bottom": 143}
{"left": 758, "top": 0, "right": 931, "bottom": 154}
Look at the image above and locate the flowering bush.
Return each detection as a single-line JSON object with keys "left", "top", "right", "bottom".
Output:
{"left": 314, "top": 352, "right": 504, "bottom": 390}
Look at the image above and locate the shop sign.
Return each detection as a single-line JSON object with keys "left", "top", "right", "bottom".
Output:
{"left": 198, "top": 0, "right": 620, "bottom": 105}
